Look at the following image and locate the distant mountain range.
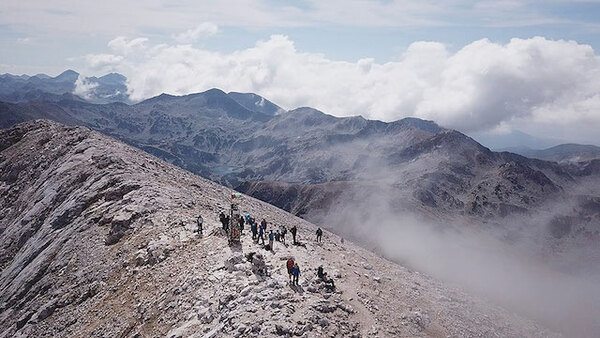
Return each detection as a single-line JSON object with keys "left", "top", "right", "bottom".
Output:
{"left": 0, "top": 69, "right": 129, "bottom": 104}
{"left": 1, "top": 70, "right": 599, "bottom": 258}
{"left": 502, "top": 144, "right": 600, "bottom": 163}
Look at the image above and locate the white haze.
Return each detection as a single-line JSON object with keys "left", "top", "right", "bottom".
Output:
{"left": 321, "top": 187, "right": 600, "bottom": 337}
{"left": 81, "top": 34, "right": 600, "bottom": 144}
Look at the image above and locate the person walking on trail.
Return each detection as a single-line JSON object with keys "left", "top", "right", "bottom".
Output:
{"left": 316, "top": 227, "right": 323, "bottom": 242}
{"left": 280, "top": 226, "right": 287, "bottom": 244}
{"left": 274, "top": 230, "right": 280, "bottom": 242}
{"left": 268, "top": 230, "right": 274, "bottom": 250}
{"left": 224, "top": 215, "right": 230, "bottom": 232}
{"left": 258, "top": 223, "right": 265, "bottom": 245}
{"left": 292, "top": 263, "right": 301, "bottom": 285}
{"left": 239, "top": 215, "right": 245, "bottom": 234}
{"left": 286, "top": 258, "right": 294, "bottom": 283}
{"left": 251, "top": 222, "right": 258, "bottom": 241}
{"left": 196, "top": 215, "right": 203, "bottom": 234}
{"left": 291, "top": 226, "right": 298, "bottom": 244}
{"left": 219, "top": 212, "right": 226, "bottom": 230}
{"left": 261, "top": 219, "right": 267, "bottom": 232}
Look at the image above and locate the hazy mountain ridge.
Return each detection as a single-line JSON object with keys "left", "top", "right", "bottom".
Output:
{"left": 506, "top": 144, "right": 600, "bottom": 163}
{"left": 0, "top": 120, "right": 560, "bottom": 337}
{"left": 0, "top": 70, "right": 129, "bottom": 104}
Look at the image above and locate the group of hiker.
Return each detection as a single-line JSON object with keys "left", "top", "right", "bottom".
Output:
{"left": 198, "top": 207, "right": 332, "bottom": 289}
{"left": 286, "top": 257, "right": 335, "bottom": 290}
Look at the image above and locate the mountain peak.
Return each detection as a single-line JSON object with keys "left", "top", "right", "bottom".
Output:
{"left": 54, "top": 69, "right": 80, "bottom": 82}
{"left": 393, "top": 117, "right": 444, "bottom": 133}
{"left": 227, "top": 92, "right": 285, "bottom": 116}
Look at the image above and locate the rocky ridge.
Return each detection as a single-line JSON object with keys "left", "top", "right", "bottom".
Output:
{"left": 0, "top": 120, "right": 557, "bottom": 337}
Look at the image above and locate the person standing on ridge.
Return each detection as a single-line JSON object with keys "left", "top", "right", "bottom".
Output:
{"left": 258, "top": 223, "right": 265, "bottom": 245}
{"left": 268, "top": 230, "right": 274, "bottom": 251}
{"left": 219, "top": 211, "right": 226, "bottom": 231}
{"left": 251, "top": 221, "right": 258, "bottom": 241}
{"left": 316, "top": 227, "right": 323, "bottom": 242}
{"left": 291, "top": 226, "right": 298, "bottom": 244}
{"left": 280, "top": 226, "right": 287, "bottom": 245}
{"left": 286, "top": 258, "right": 294, "bottom": 283}
{"left": 261, "top": 218, "right": 267, "bottom": 233}
{"left": 292, "top": 263, "right": 301, "bottom": 285}
{"left": 239, "top": 215, "right": 245, "bottom": 235}
{"left": 196, "top": 215, "right": 203, "bottom": 235}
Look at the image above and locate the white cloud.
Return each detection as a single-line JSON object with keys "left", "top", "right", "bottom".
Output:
{"left": 84, "top": 53, "right": 124, "bottom": 71}
{"left": 108, "top": 36, "right": 148, "bottom": 55}
{"left": 73, "top": 75, "right": 98, "bottom": 99}
{"left": 16, "top": 37, "right": 32, "bottom": 44}
{"left": 172, "top": 22, "right": 218, "bottom": 43}
{"left": 85, "top": 35, "right": 600, "bottom": 143}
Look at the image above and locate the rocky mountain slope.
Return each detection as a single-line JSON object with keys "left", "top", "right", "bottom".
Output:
{"left": 0, "top": 120, "right": 559, "bottom": 337}
{"left": 1, "top": 88, "right": 599, "bottom": 255}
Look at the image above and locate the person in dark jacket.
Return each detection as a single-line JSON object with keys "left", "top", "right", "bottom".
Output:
{"left": 239, "top": 215, "right": 245, "bottom": 234}
{"left": 251, "top": 222, "right": 258, "bottom": 241}
{"left": 317, "top": 265, "right": 335, "bottom": 290}
{"left": 280, "top": 226, "right": 287, "bottom": 244}
{"left": 291, "top": 226, "right": 298, "bottom": 244}
{"left": 292, "top": 263, "right": 301, "bottom": 285}
{"left": 196, "top": 215, "right": 203, "bottom": 234}
{"left": 261, "top": 218, "right": 267, "bottom": 232}
{"left": 268, "top": 230, "right": 274, "bottom": 250}
{"left": 316, "top": 227, "right": 323, "bottom": 242}
{"left": 258, "top": 223, "right": 265, "bottom": 245}
{"left": 219, "top": 212, "right": 226, "bottom": 230}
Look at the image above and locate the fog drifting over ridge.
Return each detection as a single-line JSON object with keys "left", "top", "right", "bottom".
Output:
{"left": 320, "top": 186, "right": 600, "bottom": 337}
{"left": 77, "top": 35, "right": 600, "bottom": 144}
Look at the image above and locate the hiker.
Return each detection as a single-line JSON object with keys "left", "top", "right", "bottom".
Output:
{"left": 280, "top": 226, "right": 287, "bottom": 244}
{"left": 261, "top": 218, "right": 267, "bottom": 232}
{"left": 219, "top": 211, "right": 226, "bottom": 230}
{"left": 317, "top": 265, "right": 335, "bottom": 290}
{"left": 291, "top": 226, "right": 297, "bottom": 244}
{"left": 286, "top": 258, "right": 294, "bottom": 283}
{"left": 292, "top": 263, "right": 301, "bottom": 285}
{"left": 268, "top": 230, "right": 274, "bottom": 250}
{"left": 316, "top": 227, "right": 323, "bottom": 242}
{"left": 196, "top": 215, "right": 203, "bottom": 234}
{"left": 239, "top": 215, "right": 245, "bottom": 234}
{"left": 224, "top": 215, "right": 230, "bottom": 232}
{"left": 258, "top": 223, "right": 265, "bottom": 245}
{"left": 274, "top": 230, "right": 280, "bottom": 242}
{"left": 251, "top": 221, "right": 258, "bottom": 241}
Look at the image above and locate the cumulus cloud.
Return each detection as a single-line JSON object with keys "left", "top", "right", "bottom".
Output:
{"left": 108, "top": 36, "right": 148, "bottom": 55}
{"left": 73, "top": 75, "right": 98, "bottom": 100}
{"left": 172, "top": 22, "right": 218, "bottom": 43}
{"left": 84, "top": 53, "right": 123, "bottom": 72}
{"left": 84, "top": 35, "right": 600, "bottom": 143}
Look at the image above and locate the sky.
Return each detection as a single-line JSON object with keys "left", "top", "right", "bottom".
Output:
{"left": 1, "top": 0, "right": 600, "bottom": 145}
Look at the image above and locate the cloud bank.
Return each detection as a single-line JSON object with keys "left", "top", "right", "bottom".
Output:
{"left": 83, "top": 34, "right": 600, "bottom": 143}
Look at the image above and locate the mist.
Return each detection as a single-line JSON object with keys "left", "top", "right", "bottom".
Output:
{"left": 320, "top": 186, "right": 600, "bottom": 337}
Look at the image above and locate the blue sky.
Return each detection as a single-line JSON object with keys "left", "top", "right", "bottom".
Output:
{"left": 1, "top": 0, "right": 600, "bottom": 145}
